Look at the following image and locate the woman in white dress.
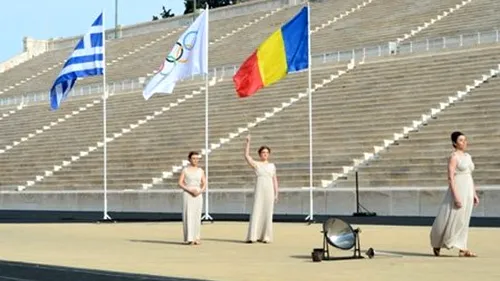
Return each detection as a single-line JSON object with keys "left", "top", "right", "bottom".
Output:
{"left": 244, "top": 134, "right": 279, "bottom": 243}
{"left": 430, "top": 131, "right": 479, "bottom": 257}
{"left": 178, "top": 151, "right": 206, "bottom": 245}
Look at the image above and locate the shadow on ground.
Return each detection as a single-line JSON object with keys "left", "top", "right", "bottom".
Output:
{"left": 0, "top": 260, "right": 214, "bottom": 281}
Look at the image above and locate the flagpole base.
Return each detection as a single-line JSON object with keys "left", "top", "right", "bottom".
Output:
{"left": 201, "top": 213, "right": 214, "bottom": 224}
{"left": 305, "top": 215, "right": 315, "bottom": 225}
{"left": 97, "top": 213, "right": 115, "bottom": 223}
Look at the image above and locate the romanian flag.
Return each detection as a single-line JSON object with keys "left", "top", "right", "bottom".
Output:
{"left": 233, "top": 7, "right": 309, "bottom": 98}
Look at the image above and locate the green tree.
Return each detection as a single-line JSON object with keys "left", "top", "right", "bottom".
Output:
{"left": 183, "top": 0, "right": 237, "bottom": 15}
{"left": 152, "top": 5, "right": 175, "bottom": 21}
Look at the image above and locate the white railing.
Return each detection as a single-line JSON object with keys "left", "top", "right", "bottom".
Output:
{"left": 1, "top": 28, "right": 499, "bottom": 107}
{"left": 0, "top": 74, "right": 213, "bottom": 107}
{"left": 314, "top": 29, "right": 500, "bottom": 65}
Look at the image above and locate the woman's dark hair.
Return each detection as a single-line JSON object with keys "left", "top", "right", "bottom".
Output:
{"left": 258, "top": 146, "right": 271, "bottom": 155}
{"left": 451, "top": 131, "right": 464, "bottom": 148}
{"left": 188, "top": 151, "right": 199, "bottom": 160}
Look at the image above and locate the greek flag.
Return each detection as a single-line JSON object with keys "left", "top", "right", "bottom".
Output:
{"left": 50, "top": 13, "right": 105, "bottom": 110}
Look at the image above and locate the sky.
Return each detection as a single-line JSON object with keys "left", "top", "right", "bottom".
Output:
{"left": 0, "top": 0, "right": 185, "bottom": 62}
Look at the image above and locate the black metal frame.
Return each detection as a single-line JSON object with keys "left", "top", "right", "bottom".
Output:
{"left": 321, "top": 228, "right": 364, "bottom": 260}
{"left": 353, "top": 171, "right": 377, "bottom": 217}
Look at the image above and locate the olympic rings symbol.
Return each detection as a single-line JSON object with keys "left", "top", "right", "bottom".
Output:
{"left": 183, "top": 31, "right": 197, "bottom": 50}
{"left": 159, "top": 31, "right": 198, "bottom": 76}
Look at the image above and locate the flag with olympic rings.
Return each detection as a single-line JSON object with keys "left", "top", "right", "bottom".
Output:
{"left": 143, "top": 9, "right": 208, "bottom": 100}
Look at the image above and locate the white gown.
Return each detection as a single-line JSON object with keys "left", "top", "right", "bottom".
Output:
{"left": 246, "top": 162, "right": 276, "bottom": 242}
{"left": 430, "top": 153, "right": 475, "bottom": 250}
{"left": 181, "top": 167, "right": 203, "bottom": 243}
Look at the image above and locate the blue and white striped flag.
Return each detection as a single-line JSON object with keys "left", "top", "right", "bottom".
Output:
{"left": 50, "top": 13, "right": 105, "bottom": 110}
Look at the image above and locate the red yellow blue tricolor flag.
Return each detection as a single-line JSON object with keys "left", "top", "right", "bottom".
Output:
{"left": 233, "top": 6, "right": 309, "bottom": 98}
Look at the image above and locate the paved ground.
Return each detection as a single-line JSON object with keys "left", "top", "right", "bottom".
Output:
{"left": 0, "top": 221, "right": 499, "bottom": 281}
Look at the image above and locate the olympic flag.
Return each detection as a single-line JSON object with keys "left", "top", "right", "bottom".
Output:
{"left": 143, "top": 9, "right": 208, "bottom": 100}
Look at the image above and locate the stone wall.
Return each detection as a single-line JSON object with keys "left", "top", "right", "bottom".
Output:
{"left": 20, "top": 0, "right": 303, "bottom": 56}
{"left": 0, "top": 37, "right": 50, "bottom": 73}
{"left": 1, "top": 186, "right": 499, "bottom": 217}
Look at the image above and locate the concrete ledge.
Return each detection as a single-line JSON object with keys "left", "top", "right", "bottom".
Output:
{"left": 1, "top": 186, "right": 499, "bottom": 224}
{"left": 1, "top": 210, "right": 500, "bottom": 228}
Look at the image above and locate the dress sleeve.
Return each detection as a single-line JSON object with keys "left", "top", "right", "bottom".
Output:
{"left": 181, "top": 168, "right": 188, "bottom": 179}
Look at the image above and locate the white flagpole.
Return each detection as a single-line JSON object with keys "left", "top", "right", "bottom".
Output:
{"left": 202, "top": 4, "right": 213, "bottom": 222}
{"left": 102, "top": 10, "right": 112, "bottom": 221}
{"left": 306, "top": 2, "right": 314, "bottom": 223}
